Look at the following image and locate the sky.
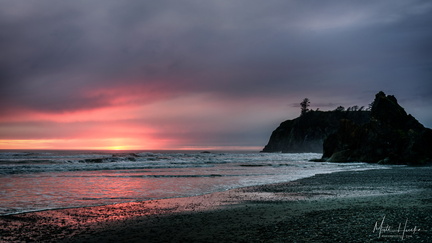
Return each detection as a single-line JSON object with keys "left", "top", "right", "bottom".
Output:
{"left": 1, "top": 0, "right": 432, "bottom": 150}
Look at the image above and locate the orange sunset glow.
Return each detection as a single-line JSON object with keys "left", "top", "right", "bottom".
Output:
{"left": 0, "top": 92, "right": 275, "bottom": 150}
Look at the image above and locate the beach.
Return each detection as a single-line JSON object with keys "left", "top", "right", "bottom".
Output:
{"left": 1, "top": 166, "right": 431, "bottom": 242}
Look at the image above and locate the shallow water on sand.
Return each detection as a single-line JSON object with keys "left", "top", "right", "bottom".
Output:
{"left": 0, "top": 150, "right": 389, "bottom": 215}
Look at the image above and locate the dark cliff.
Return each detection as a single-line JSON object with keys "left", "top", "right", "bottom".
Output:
{"left": 322, "top": 91, "right": 432, "bottom": 165}
{"left": 262, "top": 110, "right": 370, "bottom": 153}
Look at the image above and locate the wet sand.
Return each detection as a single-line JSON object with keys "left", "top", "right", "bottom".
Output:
{"left": 1, "top": 166, "right": 432, "bottom": 242}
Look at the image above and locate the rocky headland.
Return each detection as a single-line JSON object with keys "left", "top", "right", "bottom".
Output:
{"left": 262, "top": 109, "right": 370, "bottom": 153}
{"left": 262, "top": 91, "right": 432, "bottom": 165}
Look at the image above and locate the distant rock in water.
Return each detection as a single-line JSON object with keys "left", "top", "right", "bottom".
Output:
{"left": 322, "top": 91, "right": 432, "bottom": 165}
{"left": 262, "top": 109, "right": 370, "bottom": 153}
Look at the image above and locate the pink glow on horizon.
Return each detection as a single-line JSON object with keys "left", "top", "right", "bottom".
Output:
{"left": 0, "top": 87, "right": 287, "bottom": 150}
{"left": 0, "top": 139, "right": 262, "bottom": 151}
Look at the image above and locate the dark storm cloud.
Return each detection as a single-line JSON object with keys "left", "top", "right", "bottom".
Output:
{"left": 1, "top": 1, "right": 431, "bottom": 124}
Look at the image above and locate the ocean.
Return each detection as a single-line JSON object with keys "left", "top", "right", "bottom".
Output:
{"left": 0, "top": 150, "right": 390, "bottom": 215}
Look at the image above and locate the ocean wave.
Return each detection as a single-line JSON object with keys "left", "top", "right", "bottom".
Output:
{"left": 0, "top": 151, "right": 392, "bottom": 216}
{"left": 0, "top": 151, "right": 324, "bottom": 175}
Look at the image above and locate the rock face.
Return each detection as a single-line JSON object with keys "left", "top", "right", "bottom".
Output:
{"left": 322, "top": 91, "right": 432, "bottom": 165}
{"left": 262, "top": 110, "right": 370, "bottom": 153}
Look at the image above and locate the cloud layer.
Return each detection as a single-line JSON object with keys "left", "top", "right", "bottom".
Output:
{"left": 1, "top": 0, "right": 431, "bottom": 149}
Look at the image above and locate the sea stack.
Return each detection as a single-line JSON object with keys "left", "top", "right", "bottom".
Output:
{"left": 322, "top": 91, "right": 432, "bottom": 165}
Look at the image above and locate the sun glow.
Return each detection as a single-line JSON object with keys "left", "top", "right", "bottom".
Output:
{"left": 0, "top": 137, "right": 161, "bottom": 151}
{"left": 108, "top": 146, "right": 127, "bottom": 151}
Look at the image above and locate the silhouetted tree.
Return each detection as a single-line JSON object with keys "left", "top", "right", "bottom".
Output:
{"left": 335, "top": 106, "right": 345, "bottom": 112}
{"left": 367, "top": 101, "right": 374, "bottom": 111}
{"left": 300, "top": 98, "right": 310, "bottom": 115}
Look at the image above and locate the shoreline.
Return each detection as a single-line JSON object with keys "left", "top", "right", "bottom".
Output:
{"left": 1, "top": 166, "right": 432, "bottom": 242}
{"left": 0, "top": 162, "right": 380, "bottom": 217}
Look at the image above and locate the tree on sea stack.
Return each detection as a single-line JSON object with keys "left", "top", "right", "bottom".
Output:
{"left": 300, "top": 98, "right": 310, "bottom": 116}
{"left": 334, "top": 106, "right": 345, "bottom": 112}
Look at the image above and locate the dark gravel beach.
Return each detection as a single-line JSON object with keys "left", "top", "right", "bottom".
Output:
{"left": 1, "top": 166, "right": 431, "bottom": 242}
